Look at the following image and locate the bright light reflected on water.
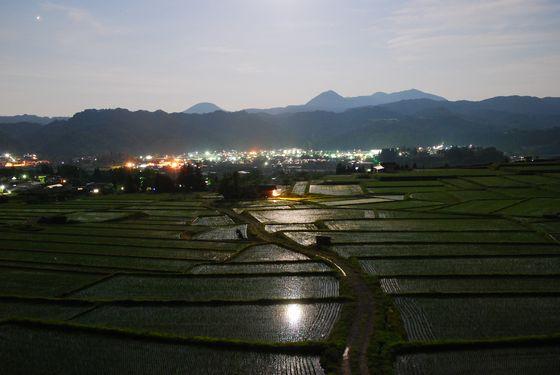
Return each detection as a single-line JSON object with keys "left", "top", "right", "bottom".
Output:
{"left": 285, "top": 304, "right": 302, "bottom": 326}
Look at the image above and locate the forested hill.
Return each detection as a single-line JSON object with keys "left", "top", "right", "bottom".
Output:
{"left": 1, "top": 96, "right": 560, "bottom": 158}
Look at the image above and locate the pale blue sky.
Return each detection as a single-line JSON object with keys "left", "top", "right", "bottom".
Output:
{"left": 1, "top": 0, "right": 559, "bottom": 116}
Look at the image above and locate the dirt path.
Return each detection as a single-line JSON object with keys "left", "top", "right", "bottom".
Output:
{"left": 217, "top": 204, "right": 376, "bottom": 375}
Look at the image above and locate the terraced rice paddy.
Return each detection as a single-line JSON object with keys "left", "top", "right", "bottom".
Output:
{"left": 321, "top": 197, "right": 391, "bottom": 206}
{"left": 292, "top": 181, "right": 308, "bottom": 196}
{"left": 0, "top": 194, "right": 341, "bottom": 374}
{"left": 249, "top": 208, "right": 375, "bottom": 224}
{"left": 394, "top": 346, "right": 560, "bottom": 375}
{"left": 331, "top": 243, "right": 560, "bottom": 258}
{"left": 0, "top": 298, "right": 92, "bottom": 320}
{"left": 232, "top": 244, "right": 310, "bottom": 262}
{"left": 380, "top": 276, "right": 560, "bottom": 294}
{"left": 191, "top": 215, "right": 235, "bottom": 226}
{"left": 75, "top": 302, "right": 342, "bottom": 342}
{"left": 71, "top": 274, "right": 340, "bottom": 300}
{"left": 308, "top": 184, "right": 363, "bottom": 196}
{"left": 4, "top": 163, "right": 560, "bottom": 374}
{"left": 265, "top": 224, "right": 319, "bottom": 233}
{"left": 285, "top": 230, "right": 548, "bottom": 246}
{"left": 360, "top": 256, "right": 560, "bottom": 276}
{"left": 0, "top": 267, "right": 106, "bottom": 297}
{"left": 189, "top": 262, "right": 332, "bottom": 274}
{"left": 278, "top": 165, "right": 560, "bottom": 373}
{"left": 0, "top": 323, "right": 326, "bottom": 375}
{"left": 394, "top": 296, "right": 560, "bottom": 340}
{"left": 192, "top": 224, "right": 248, "bottom": 240}
{"left": 324, "top": 218, "right": 524, "bottom": 231}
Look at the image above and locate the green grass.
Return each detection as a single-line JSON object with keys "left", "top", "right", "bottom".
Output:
{"left": 490, "top": 187, "right": 557, "bottom": 198}
{"left": 463, "top": 176, "right": 527, "bottom": 188}
{"left": 439, "top": 178, "right": 483, "bottom": 189}
{"left": 448, "top": 189, "right": 507, "bottom": 202}
{"left": 344, "top": 200, "right": 445, "bottom": 210}
{"left": 364, "top": 180, "right": 445, "bottom": 188}
{"left": 497, "top": 198, "right": 560, "bottom": 217}
{"left": 503, "top": 175, "right": 560, "bottom": 185}
{"left": 437, "top": 199, "right": 522, "bottom": 214}
{"left": 407, "top": 191, "right": 458, "bottom": 204}
{"left": 367, "top": 186, "right": 447, "bottom": 194}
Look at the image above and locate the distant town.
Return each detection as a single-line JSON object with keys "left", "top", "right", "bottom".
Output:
{"left": 0, "top": 144, "right": 533, "bottom": 199}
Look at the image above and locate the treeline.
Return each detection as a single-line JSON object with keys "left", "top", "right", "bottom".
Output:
{"left": 89, "top": 165, "right": 207, "bottom": 193}
{"left": 378, "top": 147, "right": 508, "bottom": 168}
{"left": 378, "top": 146, "right": 507, "bottom": 169}
{"left": 25, "top": 163, "right": 207, "bottom": 193}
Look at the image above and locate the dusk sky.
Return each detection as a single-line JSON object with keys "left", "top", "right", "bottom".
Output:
{"left": 1, "top": 0, "right": 560, "bottom": 116}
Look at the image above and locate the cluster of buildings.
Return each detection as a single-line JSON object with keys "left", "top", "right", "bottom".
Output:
{"left": 0, "top": 153, "right": 49, "bottom": 168}
{"left": 115, "top": 148, "right": 382, "bottom": 174}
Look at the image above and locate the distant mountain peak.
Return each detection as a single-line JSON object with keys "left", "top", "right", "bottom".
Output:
{"left": 183, "top": 102, "right": 222, "bottom": 114}
{"left": 306, "top": 90, "right": 347, "bottom": 108}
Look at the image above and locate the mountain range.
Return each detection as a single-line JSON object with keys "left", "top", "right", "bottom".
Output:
{"left": 182, "top": 88, "right": 446, "bottom": 115}
{"left": 244, "top": 88, "right": 446, "bottom": 114}
{"left": 0, "top": 114, "right": 68, "bottom": 125}
{"left": 2, "top": 93, "right": 560, "bottom": 159}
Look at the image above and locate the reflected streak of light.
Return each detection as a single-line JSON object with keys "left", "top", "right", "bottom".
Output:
{"left": 286, "top": 304, "right": 302, "bottom": 325}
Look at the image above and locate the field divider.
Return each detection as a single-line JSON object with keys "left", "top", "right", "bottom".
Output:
{"left": 369, "top": 273, "right": 560, "bottom": 278}
{"left": 489, "top": 197, "right": 533, "bottom": 214}
{"left": 0, "top": 258, "right": 193, "bottom": 274}
{"left": 385, "top": 291, "right": 560, "bottom": 297}
{"left": 0, "top": 246, "right": 222, "bottom": 262}
{"left": 0, "top": 236, "right": 244, "bottom": 251}
{"left": 0, "top": 262, "right": 109, "bottom": 275}
{"left": 313, "top": 240, "right": 556, "bottom": 246}
{"left": 389, "top": 332, "right": 560, "bottom": 356}
{"left": 58, "top": 273, "right": 118, "bottom": 298}
{"left": 0, "top": 227, "right": 253, "bottom": 244}
{"left": 356, "top": 253, "right": 560, "bottom": 260}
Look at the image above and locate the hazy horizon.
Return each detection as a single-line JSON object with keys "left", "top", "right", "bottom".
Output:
{"left": 2, "top": 0, "right": 560, "bottom": 116}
